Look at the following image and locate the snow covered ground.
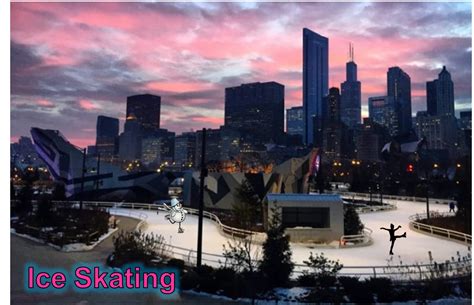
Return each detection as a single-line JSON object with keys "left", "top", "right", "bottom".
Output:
{"left": 110, "top": 198, "right": 470, "bottom": 269}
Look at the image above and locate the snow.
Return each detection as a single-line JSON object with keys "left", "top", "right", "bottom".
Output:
{"left": 184, "top": 290, "right": 470, "bottom": 305}
{"left": 11, "top": 227, "right": 118, "bottom": 252}
{"left": 60, "top": 227, "right": 118, "bottom": 252}
{"left": 111, "top": 198, "right": 470, "bottom": 271}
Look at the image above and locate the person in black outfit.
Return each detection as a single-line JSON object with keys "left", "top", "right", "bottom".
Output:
{"left": 380, "top": 223, "right": 407, "bottom": 255}
{"left": 449, "top": 202, "right": 456, "bottom": 213}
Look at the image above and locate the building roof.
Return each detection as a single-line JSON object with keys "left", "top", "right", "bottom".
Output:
{"left": 266, "top": 193, "right": 342, "bottom": 202}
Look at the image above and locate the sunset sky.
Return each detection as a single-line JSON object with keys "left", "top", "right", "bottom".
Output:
{"left": 11, "top": 2, "right": 471, "bottom": 147}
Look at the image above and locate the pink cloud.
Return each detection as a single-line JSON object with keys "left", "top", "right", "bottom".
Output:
{"left": 79, "top": 100, "right": 100, "bottom": 111}
{"left": 192, "top": 116, "right": 224, "bottom": 126}
{"left": 144, "top": 81, "right": 212, "bottom": 93}
{"left": 10, "top": 2, "right": 471, "bottom": 143}
{"left": 36, "top": 99, "right": 54, "bottom": 108}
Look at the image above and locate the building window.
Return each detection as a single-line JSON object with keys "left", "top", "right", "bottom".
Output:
{"left": 281, "top": 207, "right": 330, "bottom": 228}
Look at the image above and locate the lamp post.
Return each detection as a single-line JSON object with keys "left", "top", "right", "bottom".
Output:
{"left": 197, "top": 128, "right": 207, "bottom": 268}
{"left": 79, "top": 148, "right": 86, "bottom": 210}
{"left": 377, "top": 182, "right": 383, "bottom": 205}
{"left": 95, "top": 153, "right": 101, "bottom": 195}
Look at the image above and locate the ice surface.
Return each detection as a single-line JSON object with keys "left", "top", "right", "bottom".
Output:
{"left": 111, "top": 198, "right": 470, "bottom": 268}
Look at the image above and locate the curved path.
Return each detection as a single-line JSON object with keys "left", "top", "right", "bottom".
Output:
{"left": 113, "top": 199, "right": 470, "bottom": 270}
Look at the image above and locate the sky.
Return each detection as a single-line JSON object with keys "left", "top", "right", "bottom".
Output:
{"left": 11, "top": 2, "right": 472, "bottom": 147}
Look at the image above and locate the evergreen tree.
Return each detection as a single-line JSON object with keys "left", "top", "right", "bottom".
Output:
{"left": 233, "top": 179, "right": 261, "bottom": 229}
{"left": 344, "top": 205, "right": 364, "bottom": 235}
{"left": 259, "top": 207, "right": 293, "bottom": 288}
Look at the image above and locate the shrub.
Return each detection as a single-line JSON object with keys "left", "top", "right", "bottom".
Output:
{"left": 110, "top": 230, "right": 164, "bottom": 267}
{"left": 181, "top": 269, "right": 200, "bottom": 290}
{"left": 299, "top": 252, "right": 344, "bottom": 303}
{"left": 222, "top": 238, "right": 259, "bottom": 274}
{"left": 214, "top": 267, "right": 241, "bottom": 298}
{"left": 16, "top": 184, "right": 33, "bottom": 218}
{"left": 339, "top": 276, "right": 374, "bottom": 303}
{"left": 36, "top": 195, "right": 54, "bottom": 226}
{"left": 365, "top": 277, "right": 393, "bottom": 303}
{"left": 302, "top": 252, "right": 343, "bottom": 279}
{"left": 167, "top": 258, "right": 185, "bottom": 270}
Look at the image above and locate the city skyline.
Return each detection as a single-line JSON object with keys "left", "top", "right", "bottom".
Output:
{"left": 11, "top": 2, "right": 471, "bottom": 147}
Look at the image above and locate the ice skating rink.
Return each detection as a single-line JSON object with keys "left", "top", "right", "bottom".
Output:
{"left": 111, "top": 199, "right": 470, "bottom": 268}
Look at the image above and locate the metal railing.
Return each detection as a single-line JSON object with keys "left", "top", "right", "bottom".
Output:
{"left": 334, "top": 191, "right": 454, "bottom": 205}
{"left": 64, "top": 200, "right": 259, "bottom": 240}
{"left": 132, "top": 238, "right": 471, "bottom": 281}
{"left": 409, "top": 213, "right": 472, "bottom": 244}
{"left": 339, "top": 227, "right": 373, "bottom": 248}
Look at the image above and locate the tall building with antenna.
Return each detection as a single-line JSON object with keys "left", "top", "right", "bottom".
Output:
{"left": 340, "top": 43, "right": 361, "bottom": 129}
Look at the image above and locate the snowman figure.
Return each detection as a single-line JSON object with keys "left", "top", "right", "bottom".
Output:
{"left": 163, "top": 198, "right": 188, "bottom": 233}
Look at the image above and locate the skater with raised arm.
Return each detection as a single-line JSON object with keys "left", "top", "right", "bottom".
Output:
{"left": 380, "top": 223, "right": 407, "bottom": 255}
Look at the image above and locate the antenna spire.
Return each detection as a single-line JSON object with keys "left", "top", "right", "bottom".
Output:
{"left": 348, "top": 42, "right": 355, "bottom": 62}
{"left": 352, "top": 43, "right": 355, "bottom": 62}
{"left": 348, "top": 42, "right": 351, "bottom": 62}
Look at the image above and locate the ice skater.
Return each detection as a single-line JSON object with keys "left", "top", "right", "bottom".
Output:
{"left": 380, "top": 223, "right": 406, "bottom": 255}
{"left": 163, "top": 198, "right": 188, "bottom": 233}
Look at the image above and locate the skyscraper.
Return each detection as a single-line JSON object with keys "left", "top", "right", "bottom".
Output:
{"left": 303, "top": 28, "right": 328, "bottom": 145}
{"left": 426, "top": 66, "right": 455, "bottom": 117}
{"left": 141, "top": 137, "right": 161, "bottom": 165}
{"left": 195, "top": 128, "right": 221, "bottom": 165}
{"left": 460, "top": 111, "right": 471, "bottom": 130}
{"left": 286, "top": 106, "right": 304, "bottom": 141}
{"left": 368, "top": 96, "right": 399, "bottom": 136}
{"left": 340, "top": 43, "right": 361, "bottom": 129}
{"left": 322, "top": 87, "right": 341, "bottom": 124}
{"left": 224, "top": 81, "right": 284, "bottom": 143}
{"left": 96, "top": 115, "right": 119, "bottom": 160}
{"left": 174, "top": 132, "right": 197, "bottom": 168}
{"left": 119, "top": 114, "right": 142, "bottom": 160}
{"left": 426, "top": 80, "right": 438, "bottom": 116}
{"left": 387, "top": 67, "right": 412, "bottom": 135}
{"left": 414, "top": 111, "right": 457, "bottom": 151}
{"left": 321, "top": 88, "right": 351, "bottom": 160}
{"left": 126, "top": 94, "right": 161, "bottom": 135}
{"left": 355, "top": 118, "right": 385, "bottom": 161}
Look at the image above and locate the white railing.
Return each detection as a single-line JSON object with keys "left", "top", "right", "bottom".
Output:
{"left": 409, "top": 213, "right": 472, "bottom": 244}
{"left": 58, "top": 200, "right": 260, "bottom": 240}
{"left": 108, "top": 208, "right": 149, "bottom": 231}
{"left": 150, "top": 240, "right": 471, "bottom": 281}
{"left": 339, "top": 227, "right": 373, "bottom": 248}
{"left": 335, "top": 191, "right": 454, "bottom": 205}
{"left": 352, "top": 203, "right": 397, "bottom": 214}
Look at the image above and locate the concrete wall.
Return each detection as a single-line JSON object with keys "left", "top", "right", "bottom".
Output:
{"left": 266, "top": 194, "right": 344, "bottom": 243}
